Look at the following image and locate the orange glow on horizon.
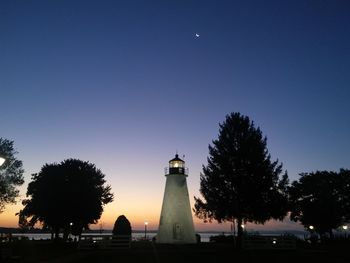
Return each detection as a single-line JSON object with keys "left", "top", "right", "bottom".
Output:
{"left": 0, "top": 202, "right": 22, "bottom": 228}
{"left": 0, "top": 182, "right": 303, "bottom": 232}
{"left": 0, "top": 199, "right": 232, "bottom": 231}
{"left": 1, "top": 200, "right": 302, "bottom": 232}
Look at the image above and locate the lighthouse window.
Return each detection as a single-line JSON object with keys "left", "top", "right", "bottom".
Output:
{"left": 170, "top": 161, "right": 184, "bottom": 168}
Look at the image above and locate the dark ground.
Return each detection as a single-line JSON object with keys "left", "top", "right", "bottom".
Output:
{"left": 1, "top": 240, "right": 350, "bottom": 263}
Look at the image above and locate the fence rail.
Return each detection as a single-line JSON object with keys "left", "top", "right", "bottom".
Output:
{"left": 164, "top": 167, "right": 189, "bottom": 175}
{"left": 78, "top": 235, "right": 131, "bottom": 250}
{"left": 242, "top": 236, "right": 296, "bottom": 250}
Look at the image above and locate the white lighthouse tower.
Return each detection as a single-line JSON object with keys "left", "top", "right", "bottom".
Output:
{"left": 157, "top": 154, "right": 196, "bottom": 244}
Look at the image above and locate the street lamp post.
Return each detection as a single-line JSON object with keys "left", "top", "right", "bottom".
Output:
{"left": 69, "top": 222, "right": 73, "bottom": 240}
{"left": 144, "top": 222, "right": 148, "bottom": 240}
{"left": 308, "top": 225, "right": 318, "bottom": 242}
{"left": 342, "top": 225, "right": 348, "bottom": 237}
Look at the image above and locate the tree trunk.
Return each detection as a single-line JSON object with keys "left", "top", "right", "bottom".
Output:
{"left": 329, "top": 229, "right": 333, "bottom": 239}
{"left": 231, "top": 218, "right": 236, "bottom": 248}
{"left": 63, "top": 227, "right": 68, "bottom": 241}
{"left": 236, "top": 217, "right": 243, "bottom": 249}
{"left": 232, "top": 218, "right": 236, "bottom": 237}
{"left": 54, "top": 226, "right": 60, "bottom": 241}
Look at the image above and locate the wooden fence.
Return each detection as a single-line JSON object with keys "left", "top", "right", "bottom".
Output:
{"left": 242, "top": 235, "right": 296, "bottom": 250}
{"left": 78, "top": 235, "right": 131, "bottom": 250}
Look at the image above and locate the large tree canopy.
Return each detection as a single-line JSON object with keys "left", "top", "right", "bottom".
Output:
{"left": 194, "top": 112, "right": 289, "bottom": 246}
{"left": 0, "top": 138, "right": 24, "bottom": 213}
{"left": 19, "top": 159, "right": 113, "bottom": 239}
{"left": 289, "top": 169, "right": 350, "bottom": 238}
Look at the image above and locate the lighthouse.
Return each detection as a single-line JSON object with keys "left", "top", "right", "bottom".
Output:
{"left": 157, "top": 154, "right": 196, "bottom": 243}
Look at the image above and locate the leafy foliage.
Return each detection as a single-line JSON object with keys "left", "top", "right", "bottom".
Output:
{"left": 0, "top": 138, "right": 24, "bottom": 212}
{"left": 18, "top": 159, "right": 113, "bottom": 239}
{"left": 194, "top": 112, "right": 289, "bottom": 246}
{"left": 289, "top": 169, "right": 350, "bottom": 237}
{"left": 112, "top": 215, "right": 132, "bottom": 236}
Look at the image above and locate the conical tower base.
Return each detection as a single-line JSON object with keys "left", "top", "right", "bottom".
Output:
{"left": 157, "top": 173, "right": 196, "bottom": 244}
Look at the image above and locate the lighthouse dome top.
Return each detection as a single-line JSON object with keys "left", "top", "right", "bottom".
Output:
{"left": 169, "top": 154, "right": 184, "bottom": 167}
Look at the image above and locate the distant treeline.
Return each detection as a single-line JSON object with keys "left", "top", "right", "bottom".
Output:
{"left": 0, "top": 227, "right": 49, "bottom": 234}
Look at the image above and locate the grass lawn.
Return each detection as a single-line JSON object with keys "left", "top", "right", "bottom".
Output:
{"left": 1, "top": 240, "right": 350, "bottom": 263}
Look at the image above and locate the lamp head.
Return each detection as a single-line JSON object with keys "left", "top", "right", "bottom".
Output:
{"left": 0, "top": 157, "right": 5, "bottom": 167}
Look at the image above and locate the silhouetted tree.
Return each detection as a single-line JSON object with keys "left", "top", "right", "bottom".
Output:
{"left": 0, "top": 138, "right": 24, "bottom": 213}
{"left": 289, "top": 169, "right": 350, "bottom": 239}
{"left": 194, "top": 112, "right": 289, "bottom": 248}
{"left": 112, "top": 215, "right": 132, "bottom": 236}
{"left": 339, "top": 169, "right": 350, "bottom": 222}
{"left": 18, "top": 159, "right": 113, "bottom": 240}
{"left": 18, "top": 211, "right": 31, "bottom": 233}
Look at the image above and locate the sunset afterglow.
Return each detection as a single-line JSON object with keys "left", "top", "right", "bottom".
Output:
{"left": 1, "top": 1, "right": 350, "bottom": 235}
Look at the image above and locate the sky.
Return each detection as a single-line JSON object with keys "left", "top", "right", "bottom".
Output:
{"left": 1, "top": 0, "right": 350, "bottom": 232}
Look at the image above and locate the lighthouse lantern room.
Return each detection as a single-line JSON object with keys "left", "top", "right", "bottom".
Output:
{"left": 166, "top": 154, "right": 188, "bottom": 175}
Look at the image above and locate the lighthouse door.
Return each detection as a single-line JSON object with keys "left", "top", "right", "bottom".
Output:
{"left": 173, "top": 223, "right": 183, "bottom": 240}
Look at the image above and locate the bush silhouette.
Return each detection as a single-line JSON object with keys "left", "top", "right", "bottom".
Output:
{"left": 112, "top": 215, "right": 131, "bottom": 236}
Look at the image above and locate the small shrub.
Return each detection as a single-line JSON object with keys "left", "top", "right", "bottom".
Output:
{"left": 112, "top": 215, "right": 132, "bottom": 236}
{"left": 209, "top": 234, "right": 234, "bottom": 243}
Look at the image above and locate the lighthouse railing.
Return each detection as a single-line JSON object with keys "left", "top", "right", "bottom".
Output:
{"left": 164, "top": 167, "right": 189, "bottom": 175}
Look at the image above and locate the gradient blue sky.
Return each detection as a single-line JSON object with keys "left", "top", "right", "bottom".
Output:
{"left": 1, "top": 0, "right": 350, "bottom": 231}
